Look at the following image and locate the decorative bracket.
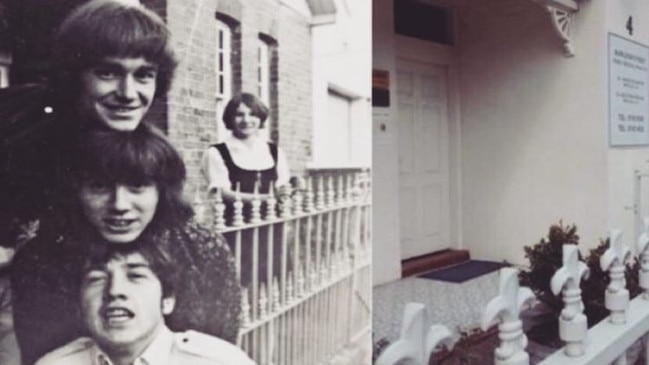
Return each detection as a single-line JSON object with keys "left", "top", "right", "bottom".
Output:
{"left": 533, "top": 0, "right": 580, "bottom": 57}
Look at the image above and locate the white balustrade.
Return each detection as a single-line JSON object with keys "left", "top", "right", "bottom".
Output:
{"left": 540, "top": 228, "right": 649, "bottom": 365}
{"left": 375, "top": 302, "right": 453, "bottom": 365}
{"left": 601, "top": 230, "right": 632, "bottom": 324}
{"left": 637, "top": 218, "right": 649, "bottom": 299}
{"left": 550, "top": 244, "right": 590, "bottom": 357}
{"left": 482, "top": 267, "right": 536, "bottom": 365}
{"left": 374, "top": 223, "right": 649, "bottom": 365}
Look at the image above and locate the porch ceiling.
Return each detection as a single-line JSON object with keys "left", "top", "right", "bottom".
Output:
{"left": 305, "top": 0, "right": 336, "bottom": 24}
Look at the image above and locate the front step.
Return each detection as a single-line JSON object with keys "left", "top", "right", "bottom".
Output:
{"left": 401, "top": 249, "right": 470, "bottom": 278}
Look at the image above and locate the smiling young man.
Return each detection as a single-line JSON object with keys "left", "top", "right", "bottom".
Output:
{"left": 34, "top": 243, "right": 254, "bottom": 365}
{"left": 76, "top": 56, "right": 159, "bottom": 132}
{"left": 78, "top": 181, "right": 160, "bottom": 245}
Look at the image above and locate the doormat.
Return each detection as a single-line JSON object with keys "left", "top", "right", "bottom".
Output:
{"left": 419, "top": 260, "right": 508, "bottom": 283}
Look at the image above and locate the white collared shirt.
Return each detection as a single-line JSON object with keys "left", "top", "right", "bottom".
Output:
{"left": 34, "top": 326, "right": 256, "bottom": 365}
{"left": 93, "top": 326, "right": 174, "bottom": 365}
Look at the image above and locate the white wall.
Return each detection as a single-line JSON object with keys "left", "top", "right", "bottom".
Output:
{"left": 372, "top": 0, "right": 402, "bottom": 285}
{"left": 311, "top": 0, "right": 372, "bottom": 168}
{"left": 459, "top": 0, "right": 608, "bottom": 264}
{"left": 606, "top": 2, "right": 649, "bottom": 249}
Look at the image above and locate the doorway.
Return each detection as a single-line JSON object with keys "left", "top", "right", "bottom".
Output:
{"left": 397, "top": 59, "right": 450, "bottom": 259}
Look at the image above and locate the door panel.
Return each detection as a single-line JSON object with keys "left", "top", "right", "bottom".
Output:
{"left": 398, "top": 60, "right": 450, "bottom": 259}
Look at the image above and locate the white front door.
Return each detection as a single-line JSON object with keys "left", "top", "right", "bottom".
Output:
{"left": 397, "top": 59, "right": 450, "bottom": 259}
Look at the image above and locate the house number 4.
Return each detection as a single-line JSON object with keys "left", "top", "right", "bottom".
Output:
{"left": 627, "top": 16, "right": 633, "bottom": 36}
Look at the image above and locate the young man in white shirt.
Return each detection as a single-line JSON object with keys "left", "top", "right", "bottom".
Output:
{"left": 34, "top": 242, "right": 255, "bottom": 365}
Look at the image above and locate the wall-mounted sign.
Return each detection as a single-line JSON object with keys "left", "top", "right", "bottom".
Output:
{"left": 609, "top": 33, "right": 649, "bottom": 146}
{"left": 372, "top": 69, "right": 390, "bottom": 107}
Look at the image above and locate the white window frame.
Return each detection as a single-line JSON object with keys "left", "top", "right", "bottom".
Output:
{"left": 257, "top": 37, "right": 272, "bottom": 141}
{"left": 309, "top": 83, "right": 371, "bottom": 169}
{"left": 216, "top": 19, "right": 233, "bottom": 140}
{"left": 0, "top": 65, "right": 9, "bottom": 88}
{"left": 257, "top": 39, "right": 270, "bottom": 105}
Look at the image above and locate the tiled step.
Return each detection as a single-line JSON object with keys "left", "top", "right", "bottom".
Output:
{"left": 401, "top": 249, "right": 470, "bottom": 278}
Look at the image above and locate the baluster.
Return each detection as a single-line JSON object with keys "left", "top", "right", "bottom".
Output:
{"left": 481, "top": 268, "right": 535, "bottom": 365}
{"left": 297, "top": 264, "right": 305, "bottom": 298}
{"left": 292, "top": 177, "right": 304, "bottom": 216}
{"left": 336, "top": 174, "right": 344, "bottom": 206}
{"left": 551, "top": 245, "right": 590, "bottom": 357}
{"left": 326, "top": 174, "right": 335, "bottom": 208}
{"left": 375, "top": 303, "right": 453, "bottom": 365}
{"left": 259, "top": 283, "right": 268, "bottom": 318}
{"left": 265, "top": 182, "right": 277, "bottom": 221}
{"left": 340, "top": 249, "right": 349, "bottom": 273}
{"left": 637, "top": 218, "right": 649, "bottom": 299}
{"left": 241, "top": 288, "right": 251, "bottom": 328}
{"left": 336, "top": 250, "right": 344, "bottom": 275}
{"left": 344, "top": 174, "right": 353, "bottom": 204}
{"left": 315, "top": 176, "right": 325, "bottom": 211}
{"left": 321, "top": 264, "right": 329, "bottom": 283}
{"left": 287, "top": 275, "right": 294, "bottom": 304}
{"left": 279, "top": 184, "right": 292, "bottom": 218}
{"left": 271, "top": 278, "right": 280, "bottom": 312}
{"left": 340, "top": 249, "right": 348, "bottom": 273}
{"left": 310, "top": 265, "right": 318, "bottom": 290}
{"left": 330, "top": 252, "right": 338, "bottom": 279}
{"left": 304, "top": 177, "right": 315, "bottom": 213}
{"left": 351, "top": 173, "right": 361, "bottom": 204}
{"left": 360, "top": 170, "right": 370, "bottom": 203}
{"left": 601, "top": 230, "right": 632, "bottom": 324}
{"left": 232, "top": 183, "right": 244, "bottom": 227}
{"left": 213, "top": 188, "right": 226, "bottom": 230}
{"left": 250, "top": 181, "right": 262, "bottom": 224}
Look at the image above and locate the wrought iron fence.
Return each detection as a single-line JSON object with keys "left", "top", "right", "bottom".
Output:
{"left": 199, "top": 168, "right": 371, "bottom": 365}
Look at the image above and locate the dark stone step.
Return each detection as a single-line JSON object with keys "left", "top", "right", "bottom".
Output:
{"left": 401, "top": 249, "right": 470, "bottom": 278}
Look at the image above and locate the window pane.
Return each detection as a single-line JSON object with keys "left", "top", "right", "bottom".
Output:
{"left": 394, "top": 0, "right": 454, "bottom": 45}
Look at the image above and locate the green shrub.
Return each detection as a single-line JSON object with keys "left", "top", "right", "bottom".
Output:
{"left": 519, "top": 221, "right": 640, "bottom": 328}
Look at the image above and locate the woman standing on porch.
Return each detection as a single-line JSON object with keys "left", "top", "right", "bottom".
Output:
{"left": 202, "top": 92, "right": 291, "bottom": 205}
{"left": 202, "top": 92, "right": 292, "bottom": 287}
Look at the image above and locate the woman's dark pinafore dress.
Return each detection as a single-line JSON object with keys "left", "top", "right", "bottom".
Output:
{"left": 212, "top": 142, "right": 282, "bottom": 288}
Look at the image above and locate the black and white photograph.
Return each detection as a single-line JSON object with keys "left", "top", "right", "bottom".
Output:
{"left": 0, "top": 0, "right": 371, "bottom": 364}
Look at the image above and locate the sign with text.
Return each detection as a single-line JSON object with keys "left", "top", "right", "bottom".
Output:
{"left": 609, "top": 33, "right": 649, "bottom": 146}
{"left": 372, "top": 69, "right": 390, "bottom": 107}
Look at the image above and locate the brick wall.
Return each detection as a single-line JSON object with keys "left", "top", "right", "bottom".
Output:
{"left": 163, "top": 0, "right": 313, "bottom": 203}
